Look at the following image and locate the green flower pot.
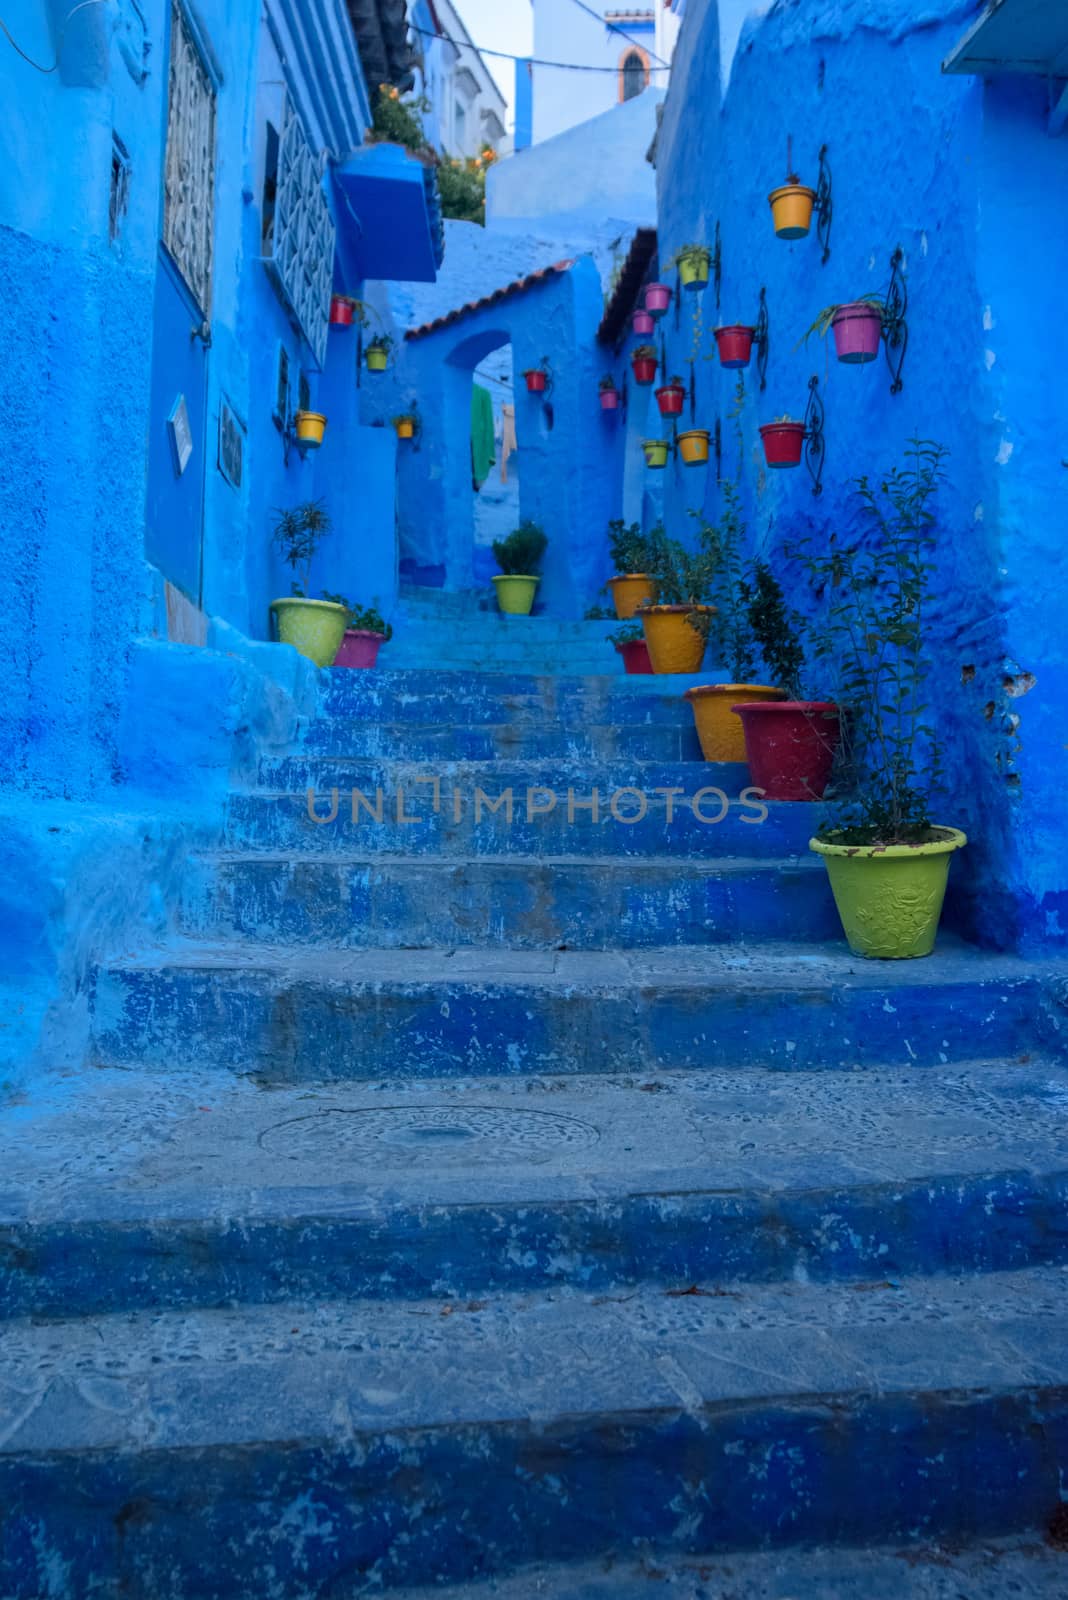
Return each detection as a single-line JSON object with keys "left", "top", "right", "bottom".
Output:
{"left": 271, "top": 598, "right": 350, "bottom": 668}
{"left": 492, "top": 575, "right": 539, "bottom": 615}
{"left": 810, "top": 827, "right": 967, "bottom": 959}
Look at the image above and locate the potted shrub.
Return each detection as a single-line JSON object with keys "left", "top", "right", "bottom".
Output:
{"left": 522, "top": 362, "right": 550, "bottom": 394}
{"left": 295, "top": 410, "right": 327, "bottom": 449}
{"left": 759, "top": 415, "right": 805, "bottom": 469}
{"left": 606, "top": 520, "right": 655, "bottom": 618}
{"left": 768, "top": 166, "right": 817, "bottom": 239}
{"left": 642, "top": 438, "right": 670, "bottom": 469}
{"left": 645, "top": 282, "right": 672, "bottom": 317}
{"left": 269, "top": 501, "right": 349, "bottom": 667}
{"left": 492, "top": 520, "right": 548, "bottom": 615}
{"left": 324, "top": 595, "right": 394, "bottom": 669}
{"left": 678, "top": 428, "right": 711, "bottom": 468}
{"left": 366, "top": 334, "right": 394, "bottom": 373}
{"left": 609, "top": 621, "right": 653, "bottom": 675}
{"left": 632, "top": 345, "right": 658, "bottom": 385}
{"left": 804, "top": 299, "right": 884, "bottom": 365}
{"left": 656, "top": 376, "right": 686, "bottom": 418}
{"left": 714, "top": 325, "right": 755, "bottom": 369}
{"left": 599, "top": 375, "right": 620, "bottom": 411}
{"left": 668, "top": 245, "right": 712, "bottom": 291}
{"left": 732, "top": 560, "right": 840, "bottom": 799}
{"left": 639, "top": 522, "right": 716, "bottom": 675}
{"left": 803, "top": 440, "right": 965, "bottom": 959}
{"left": 393, "top": 412, "right": 417, "bottom": 440}
{"left": 632, "top": 308, "right": 655, "bottom": 337}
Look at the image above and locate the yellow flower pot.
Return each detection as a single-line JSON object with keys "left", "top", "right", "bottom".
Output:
{"left": 608, "top": 573, "right": 656, "bottom": 620}
{"left": 643, "top": 439, "right": 670, "bottom": 469}
{"left": 640, "top": 605, "right": 714, "bottom": 675}
{"left": 270, "top": 598, "right": 349, "bottom": 668}
{"left": 810, "top": 828, "right": 967, "bottom": 959}
{"left": 493, "top": 574, "right": 539, "bottom": 615}
{"left": 678, "top": 250, "right": 711, "bottom": 289}
{"left": 768, "top": 183, "right": 817, "bottom": 240}
{"left": 394, "top": 418, "right": 415, "bottom": 440}
{"left": 678, "top": 428, "right": 711, "bottom": 467}
{"left": 685, "top": 683, "right": 784, "bottom": 762}
{"left": 295, "top": 411, "right": 327, "bottom": 448}
{"left": 366, "top": 347, "right": 389, "bottom": 372}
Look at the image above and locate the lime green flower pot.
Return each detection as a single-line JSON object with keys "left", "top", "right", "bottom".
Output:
{"left": 810, "top": 827, "right": 967, "bottom": 959}
{"left": 492, "top": 575, "right": 539, "bottom": 615}
{"left": 270, "top": 598, "right": 350, "bottom": 667}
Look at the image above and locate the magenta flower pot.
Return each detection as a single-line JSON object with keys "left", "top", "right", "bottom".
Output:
{"left": 600, "top": 388, "right": 620, "bottom": 411}
{"left": 334, "top": 629, "right": 386, "bottom": 669}
{"left": 831, "top": 303, "right": 883, "bottom": 365}
{"left": 632, "top": 309, "right": 655, "bottom": 336}
{"left": 645, "top": 282, "right": 672, "bottom": 318}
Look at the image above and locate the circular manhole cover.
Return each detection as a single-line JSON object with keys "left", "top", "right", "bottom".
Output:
{"left": 259, "top": 1105, "right": 600, "bottom": 1168}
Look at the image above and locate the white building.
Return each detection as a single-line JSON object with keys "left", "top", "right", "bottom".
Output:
{"left": 414, "top": 0, "right": 509, "bottom": 157}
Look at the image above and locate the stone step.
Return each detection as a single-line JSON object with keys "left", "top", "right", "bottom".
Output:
{"left": 318, "top": 668, "right": 714, "bottom": 725}
{"left": 3, "top": 1268, "right": 1068, "bottom": 1595}
{"left": 89, "top": 939, "right": 1050, "bottom": 1080}
{"left": 6, "top": 1062, "right": 1068, "bottom": 1317}
{"left": 183, "top": 852, "right": 840, "bottom": 949}
{"left": 301, "top": 718, "right": 707, "bottom": 761}
{"left": 225, "top": 783, "right": 812, "bottom": 857}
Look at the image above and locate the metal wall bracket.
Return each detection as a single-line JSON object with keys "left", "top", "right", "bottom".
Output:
{"left": 804, "top": 375, "right": 825, "bottom": 497}
{"left": 753, "top": 287, "right": 770, "bottom": 392}
{"left": 714, "top": 415, "right": 722, "bottom": 482}
{"left": 713, "top": 221, "right": 722, "bottom": 312}
{"left": 881, "top": 246, "right": 909, "bottom": 394}
{"left": 815, "top": 144, "right": 833, "bottom": 264}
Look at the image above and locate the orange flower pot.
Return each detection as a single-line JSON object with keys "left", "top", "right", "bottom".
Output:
{"left": 640, "top": 605, "right": 714, "bottom": 675}
{"left": 768, "top": 183, "right": 816, "bottom": 240}
{"left": 684, "top": 683, "right": 784, "bottom": 763}
{"left": 607, "top": 573, "right": 656, "bottom": 619}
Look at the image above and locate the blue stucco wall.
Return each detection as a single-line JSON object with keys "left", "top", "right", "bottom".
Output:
{"left": 651, "top": 0, "right": 1068, "bottom": 953}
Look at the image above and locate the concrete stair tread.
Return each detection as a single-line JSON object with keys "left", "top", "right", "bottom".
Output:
{"left": 199, "top": 849, "right": 819, "bottom": 870}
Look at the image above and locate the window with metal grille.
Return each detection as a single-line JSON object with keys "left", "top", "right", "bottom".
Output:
{"left": 263, "top": 96, "right": 336, "bottom": 371}
{"left": 109, "top": 134, "right": 130, "bottom": 242}
{"left": 162, "top": 0, "right": 216, "bottom": 313}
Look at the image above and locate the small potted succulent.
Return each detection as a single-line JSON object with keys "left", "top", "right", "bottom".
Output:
{"left": 269, "top": 501, "right": 349, "bottom": 667}
{"left": 492, "top": 520, "right": 548, "bottom": 615}
{"left": 667, "top": 245, "right": 712, "bottom": 291}
{"left": 655, "top": 376, "right": 686, "bottom": 418}
{"left": 733, "top": 561, "right": 839, "bottom": 799}
{"left": 642, "top": 438, "right": 670, "bottom": 469}
{"left": 759, "top": 415, "right": 806, "bottom": 468}
{"left": 522, "top": 361, "right": 550, "bottom": 394}
{"left": 609, "top": 621, "right": 653, "bottom": 675}
{"left": 638, "top": 522, "right": 716, "bottom": 675}
{"left": 323, "top": 594, "right": 394, "bottom": 669}
{"left": 366, "top": 334, "right": 394, "bottom": 373}
{"left": 677, "top": 428, "right": 711, "bottom": 467}
{"left": 632, "top": 345, "right": 658, "bottom": 385}
{"left": 599, "top": 375, "right": 620, "bottom": 411}
{"left": 645, "top": 282, "right": 672, "bottom": 317}
{"left": 714, "top": 325, "right": 755, "bottom": 369}
{"left": 605, "top": 519, "right": 655, "bottom": 618}
{"left": 804, "top": 299, "right": 885, "bottom": 365}
{"left": 802, "top": 440, "right": 965, "bottom": 959}
{"left": 393, "top": 412, "right": 417, "bottom": 440}
{"left": 632, "top": 308, "right": 655, "bottom": 337}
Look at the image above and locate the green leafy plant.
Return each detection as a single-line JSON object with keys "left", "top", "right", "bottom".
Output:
{"left": 632, "top": 344, "right": 658, "bottom": 362}
{"left": 370, "top": 85, "right": 431, "bottom": 153}
{"left": 742, "top": 560, "right": 806, "bottom": 699}
{"left": 663, "top": 244, "right": 711, "bottom": 273}
{"left": 608, "top": 622, "right": 644, "bottom": 648}
{"left": 584, "top": 603, "right": 614, "bottom": 621}
{"left": 794, "top": 438, "right": 949, "bottom": 845}
{"left": 437, "top": 148, "right": 497, "bottom": 225}
{"left": 273, "top": 500, "right": 331, "bottom": 596}
{"left": 799, "top": 297, "right": 885, "bottom": 346}
{"left": 321, "top": 593, "right": 394, "bottom": 640}
{"left": 367, "top": 334, "right": 394, "bottom": 355}
{"left": 493, "top": 520, "right": 548, "bottom": 577}
{"left": 642, "top": 521, "right": 717, "bottom": 609}
{"left": 689, "top": 378, "right": 759, "bottom": 676}
{"left": 607, "top": 519, "right": 653, "bottom": 576}
{"left": 599, "top": 374, "right": 618, "bottom": 393}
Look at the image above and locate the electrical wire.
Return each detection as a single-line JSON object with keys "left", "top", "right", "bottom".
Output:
{"left": 565, "top": 0, "right": 669, "bottom": 69}
{"left": 0, "top": 0, "right": 111, "bottom": 73}
{"left": 408, "top": 23, "right": 669, "bottom": 76}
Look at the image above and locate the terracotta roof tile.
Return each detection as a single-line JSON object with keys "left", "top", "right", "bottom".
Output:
{"left": 596, "top": 227, "right": 658, "bottom": 347}
{"left": 404, "top": 260, "right": 576, "bottom": 341}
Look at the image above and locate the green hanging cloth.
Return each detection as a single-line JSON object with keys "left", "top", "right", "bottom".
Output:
{"left": 471, "top": 383, "right": 496, "bottom": 490}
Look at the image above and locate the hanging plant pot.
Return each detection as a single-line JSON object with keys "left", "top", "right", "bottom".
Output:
{"left": 330, "top": 295, "right": 356, "bottom": 327}
{"left": 678, "top": 428, "right": 711, "bottom": 467}
{"left": 295, "top": 411, "right": 327, "bottom": 449}
{"left": 714, "top": 325, "right": 755, "bottom": 369}
{"left": 640, "top": 605, "right": 714, "bottom": 675}
{"left": 831, "top": 302, "right": 883, "bottom": 365}
{"left": 768, "top": 183, "right": 817, "bottom": 240}
{"left": 493, "top": 574, "right": 540, "bottom": 615}
{"left": 607, "top": 573, "right": 656, "bottom": 619}
{"left": 270, "top": 598, "right": 349, "bottom": 668}
{"left": 642, "top": 438, "right": 670, "bottom": 470}
{"left": 617, "top": 637, "right": 654, "bottom": 675}
{"left": 759, "top": 420, "right": 805, "bottom": 468}
{"left": 334, "top": 628, "right": 389, "bottom": 670}
{"left": 645, "top": 283, "right": 672, "bottom": 318}
{"left": 366, "top": 345, "right": 390, "bottom": 373}
{"left": 810, "top": 828, "right": 967, "bottom": 960}
{"left": 655, "top": 382, "right": 686, "bottom": 418}
{"left": 523, "top": 369, "right": 548, "bottom": 394}
{"left": 677, "top": 247, "right": 711, "bottom": 291}
{"left": 733, "top": 700, "right": 840, "bottom": 800}
{"left": 684, "top": 684, "right": 783, "bottom": 763}
{"left": 632, "top": 309, "right": 655, "bottom": 337}
{"left": 393, "top": 416, "right": 416, "bottom": 440}
{"left": 632, "top": 348, "right": 658, "bottom": 385}
{"left": 599, "top": 384, "right": 620, "bottom": 411}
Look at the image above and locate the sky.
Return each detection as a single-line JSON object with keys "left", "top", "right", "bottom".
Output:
{"left": 451, "top": 0, "right": 533, "bottom": 115}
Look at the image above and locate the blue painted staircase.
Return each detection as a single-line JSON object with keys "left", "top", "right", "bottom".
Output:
{"left": 3, "top": 663, "right": 1068, "bottom": 1598}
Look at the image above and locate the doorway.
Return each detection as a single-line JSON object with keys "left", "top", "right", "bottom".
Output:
{"left": 471, "top": 342, "right": 519, "bottom": 588}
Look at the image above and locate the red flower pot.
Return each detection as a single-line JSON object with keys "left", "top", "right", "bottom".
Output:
{"left": 632, "top": 357, "right": 658, "bottom": 386}
{"left": 330, "top": 296, "right": 355, "bottom": 327}
{"left": 645, "top": 283, "right": 672, "bottom": 317}
{"left": 759, "top": 421, "right": 806, "bottom": 468}
{"left": 732, "top": 700, "right": 841, "bottom": 801}
{"left": 655, "top": 383, "right": 686, "bottom": 417}
{"left": 600, "top": 388, "right": 620, "bottom": 411}
{"left": 632, "top": 309, "right": 655, "bottom": 337}
{"left": 334, "top": 629, "right": 387, "bottom": 669}
{"left": 524, "top": 370, "right": 548, "bottom": 394}
{"left": 714, "top": 325, "right": 755, "bottom": 369}
{"left": 617, "top": 638, "right": 653, "bottom": 675}
{"left": 831, "top": 302, "right": 883, "bottom": 365}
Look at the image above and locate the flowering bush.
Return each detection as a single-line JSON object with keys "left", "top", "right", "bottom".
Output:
{"left": 437, "top": 147, "right": 497, "bottom": 225}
